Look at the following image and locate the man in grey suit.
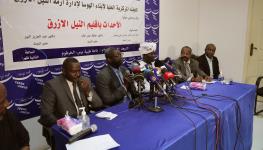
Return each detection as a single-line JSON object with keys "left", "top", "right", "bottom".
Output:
{"left": 173, "top": 46, "right": 211, "bottom": 82}
{"left": 96, "top": 48, "right": 137, "bottom": 107}
{"left": 39, "top": 57, "right": 103, "bottom": 149}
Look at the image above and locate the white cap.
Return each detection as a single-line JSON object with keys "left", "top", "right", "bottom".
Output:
{"left": 139, "top": 42, "right": 156, "bottom": 55}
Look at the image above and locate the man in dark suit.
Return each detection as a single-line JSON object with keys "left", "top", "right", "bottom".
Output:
{"left": 0, "top": 83, "right": 30, "bottom": 150}
{"left": 197, "top": 44, "right": 220, "bottom": 79}
{"left": 96, "top": 48, "right": 137, "bottom": 107}
{"left": 174, "top": 46, "right": 211, "bottom": 82}
{"left": 39, "top": 57, "right": 103, "bottom": 149}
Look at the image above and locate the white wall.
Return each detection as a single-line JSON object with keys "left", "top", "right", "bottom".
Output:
{"left": 159, "top": 0, "right": 200, "bottom": 59}
{"left": 198, "top": 0, "right": 250, "bottom": 82}
{"left": 22, "top": 117, "right": 49, "bottom": 150}
{"left": 160, "top": 0, "right": 250, "bottom": 82}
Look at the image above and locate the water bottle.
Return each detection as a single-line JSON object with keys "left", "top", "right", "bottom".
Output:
{"left": 218, "top": 71, "right": 224, "bottom": 82}
{"left": 79, "top": 107, "right": 90, "bottom": 130}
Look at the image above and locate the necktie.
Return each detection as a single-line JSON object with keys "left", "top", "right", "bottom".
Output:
{"left": 116, "top": 70, "right": 124, "bottom": 85}
{"left": 185, "top": 62, "right": 191, "bottom": 78}
{"left": 72, "top": 82, "right": 82, "bottom": 108}
{"left": 116, "top": 70, "right": 132, "bottom": 100}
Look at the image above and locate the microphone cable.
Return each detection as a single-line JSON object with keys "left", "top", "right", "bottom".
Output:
{"left": 196, "top": 94, "right": 244, "bottom": 150}
{"left": 169, "top": 99, "right": 209, "bottom": 150}
{"left": 183, "top": 82, "right": 244, "bottom": 150}
{"left": 183, "top": 82, "right": 222, "bottom": 150}
{"left": 169, "top": 102, "right": 198, "bottom": 150}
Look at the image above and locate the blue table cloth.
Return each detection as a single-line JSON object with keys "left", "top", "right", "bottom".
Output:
{"left": 52, "top": 82, "right": 256, "bottom": 150}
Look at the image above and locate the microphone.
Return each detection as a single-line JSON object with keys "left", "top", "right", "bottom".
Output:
{"left": 131, "top": 66, "right": 144, "bottom": 81}
{"left": 163, "top": 63, "right": 183, "bottom": 78}
{"left": 131, "top": 65, "right": 141, "bottom": 74}
{"left": 143, "top": 69, "right": 170, "bottom": 99}
{"left": 154, "top": 59, "right": 164, "bottom": 68}
{"left": 131, "top": 65, "right": 145, "bottom": 94}
{"left": 68, "top": 124, "right": 98, "bottom": 144}
{"left": 163, "top": 71, "right": 176, "bottom": 85}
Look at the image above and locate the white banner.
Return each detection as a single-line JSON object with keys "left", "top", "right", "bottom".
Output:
{"left": 0, "top": 0, "right": 145, "bottom": 70}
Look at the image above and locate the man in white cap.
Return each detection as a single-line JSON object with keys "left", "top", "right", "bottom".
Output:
{"left": 137, "top": 42, "right": 157, "bottom": 70}
{"left": 132, "top": 42, "right": 158, "bottom": 93}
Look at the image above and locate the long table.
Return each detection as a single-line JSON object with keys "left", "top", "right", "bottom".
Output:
{"left": 52, "top": 82, "right": 256, "bottom": 150}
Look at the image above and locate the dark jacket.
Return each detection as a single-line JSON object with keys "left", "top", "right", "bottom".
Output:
{"left": 96, "top": 65, "right": 137, "bottom": 106}
{"left": 197, "top": 54, "right": 220, "bottom": 79}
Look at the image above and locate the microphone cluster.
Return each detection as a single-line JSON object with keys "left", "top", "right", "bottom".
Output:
{"left": 130, "top": 59, "right": 180, "bottom": 102}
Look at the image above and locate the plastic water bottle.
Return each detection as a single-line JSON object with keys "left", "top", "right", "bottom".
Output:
{"left": 218, "top": 71, "right": 224, "bottom": 82}
{"left": 79, "top": 107, "right": 90, "bottom": 130}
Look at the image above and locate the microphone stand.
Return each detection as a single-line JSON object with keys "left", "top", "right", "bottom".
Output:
{"left": 148, "top": 83, "right": 163, "bottom": 112}
{"left": 129, "top": 77, "right": 145, "bottom": 109}
{"left": 135, "top": 79, "right": 145, "bottom": 109}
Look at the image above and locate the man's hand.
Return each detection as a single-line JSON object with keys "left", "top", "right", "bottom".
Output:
{"left": 123, "top": 73, "right": 133, "bottom": 89}
{"left": 204, "top": 76, "right": 212, "bottom": 82}
{"left": 78, "top": 79, "right": 90, "bottom": 97}
{"left": 191, "top": 76, "right": 203, "bottom": 82}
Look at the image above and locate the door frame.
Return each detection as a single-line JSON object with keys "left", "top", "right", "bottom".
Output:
{"left": 243, "top": 0, "right": 258, "bottom": 84}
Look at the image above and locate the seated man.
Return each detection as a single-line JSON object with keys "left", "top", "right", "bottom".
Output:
{"left": 96, "top": 47, "right": 137, "bottom": 107}
{"left": 173, "top": 46, "right": 211, "bottom": 82}
{"left": 197, "top": 43, "right": 220, "bottom": 79}
{"left": 39, "top": 57, "right": 103, "bottom": 148}
{"left": 0, "top": 83, "right": 30, "bottom": 150}
{"left": 137, "top": 42, "right": 157, "bottom": 70}
{"left": 130, "top": 42, "right": 158, "bottom": 93}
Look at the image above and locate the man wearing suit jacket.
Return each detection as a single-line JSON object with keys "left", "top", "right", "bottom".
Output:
{"left": 174, "top": 46, "right": 211, "bottom": 82}
{"left": 197, "top": 43, "right": 220, "bottom": 79}
{"left": 39, "top": 57, "right": 103, "bottom": 149}
{"left": 96, "top": 48, "right": 137, "bottom": 107}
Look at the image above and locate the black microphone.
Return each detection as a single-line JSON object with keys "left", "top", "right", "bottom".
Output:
{"left": 144, "top": 69, "right": 171, "bottom": 100}
{"left": 154, "top": 59, "right": 164, "bottom": 67}
{"left": 68, "top": 124, "right": 98, "bottom": 144}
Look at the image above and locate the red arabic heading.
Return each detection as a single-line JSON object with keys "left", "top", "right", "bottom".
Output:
{"left": 47, "top": 19, "right": 122, "bottom": 30}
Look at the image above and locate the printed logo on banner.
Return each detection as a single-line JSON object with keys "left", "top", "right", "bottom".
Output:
{"left": 81, "top": 62, "right": 94, "bottom": 71}
{"left": 31, "top": 67, "right": 52, "bottom": 96}
{"left": 12, "top": 70, "right": 32, "bottom": 91}
{"left": 94, "top": 60, "right": 106, "bottom": 73}
{"left": 34, "top": 97, "right": 41, "bottom": 108}
{"left": 152, "top": 10, "right": 159, "bottom": 21}
{"left": 7, "top": 101, "right": 17, "bottom": 117}
{"left": 7, "top": 101, "right": 15, "bottom": 111}
{"left": 81, "top": 62, "right": 94, "bottom": 78}
{"left": 15, "top": 96, "right": 39, "bottom": 120}
{"left": 0, "top": 72, "right": 12, "bottom": 82}
{"left": 145, "top": 11, "right": 151, "bottom": 22}
{"left": 145, "top": 24, "right": 151, "bottom": 37}
{"left": 49, "top": 65, "right": 62, "bottom": 76}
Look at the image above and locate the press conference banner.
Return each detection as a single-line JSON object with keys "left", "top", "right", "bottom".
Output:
{"left": 0, "top": 0, "right": 159, "bottom": 120}
{"left": 0, "top": 0, "right": 145, "bottom": 71}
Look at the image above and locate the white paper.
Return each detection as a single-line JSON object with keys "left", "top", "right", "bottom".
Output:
{"left": 203, "top": 80, "right": 217, "bottom": 84}
{"left": 66, "top": 134, "right": 120, "bottom": 150}
{"left": 95, "top": 111, "right": 118, "bottom": 120}
{"left": 180, "top": 85, "right": 189, "bottom": 90}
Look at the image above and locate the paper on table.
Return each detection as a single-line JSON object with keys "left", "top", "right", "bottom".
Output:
{"left": 95, "top": 111, "right": 117, "bottom": 120}
{"left": 66, "top": 134, "right": 120, "bottom": 150}
{"left": 203, "top": 80, "right": 217, "bottom": 84}
{"left": 180, "top": 85, "right": 189, "bottom": 90}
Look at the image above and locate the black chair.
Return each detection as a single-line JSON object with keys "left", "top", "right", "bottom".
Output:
{"left": 38, "top": 119, "right": 56, "bottom": 150}
{"left": 254, "top": 76, "right": 263, "bottom": 115}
